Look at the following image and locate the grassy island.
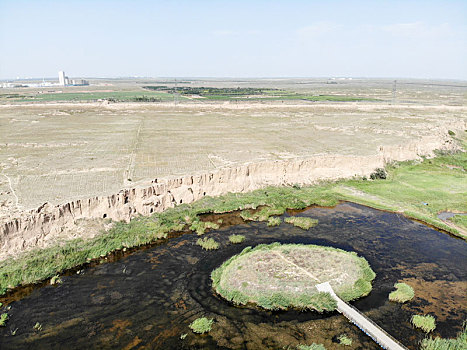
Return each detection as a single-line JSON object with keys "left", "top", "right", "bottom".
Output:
{"left": 211, "top": 243, "right": 375, "bottom": 311}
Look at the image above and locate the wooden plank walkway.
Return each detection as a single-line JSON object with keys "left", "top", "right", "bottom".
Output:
{"left": 316, "top": 282, "right": 408, "bottom": 350}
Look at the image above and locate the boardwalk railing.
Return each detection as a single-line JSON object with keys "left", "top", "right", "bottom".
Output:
{"left": 316, "top": 282, "right": 408, "bottom": 350}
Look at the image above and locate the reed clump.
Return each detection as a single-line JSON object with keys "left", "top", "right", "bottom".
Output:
{"left": 389, "top": 282, "right": 414, "bottom": 303}
{"left": 420, "top": 321, "right": 466, "bottom": 350}
{"left": 196, "top": 237, "right": 220, "bottom": 250}
{"left": 284, "top": 216, "right": 318, "bottom": 229}
{"left": 228, "top": 234, "right": 245, "bottom": 244}
{"left": 412, "top": 315, "right": 436, "bottom": 333}
{"left": 267, "top": 217, "right": 281, "bottom": 226}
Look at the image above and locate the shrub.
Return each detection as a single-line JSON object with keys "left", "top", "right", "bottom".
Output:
{"left": 370, "top": 168, "right": 387, "bottom": 180}
{"left": 284, "top": 216, "right": 318, "bottom": 229}
{"left": 412, "top": 315, "right": 436, "bottom": 333}
{"left": 337, "top": 334, "right": 352, "bottom": 346}
{"left": 189, "top": 317, "right": 214, "bottom": 334}
{"left": 448, "top": 130, "right": 455, "bottom": 136}
{"left": 196, "top": 237, "right": 219, "bottom": 250}
{"left": 0, "top": 313, "right": 8, "bottom": 327}
{"left": 267, "top": 217, "right": 281, "bottom": 226}
{"left": 389, "top": 282, "right": 414, "bottom": 303}
{"left": 229, "top": 234, "right": 245, "bottom": 244}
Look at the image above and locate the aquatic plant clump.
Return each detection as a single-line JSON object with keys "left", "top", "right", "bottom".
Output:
{"left": 267, "top": 216, "right": 282, "bottom": 226}
{"left": 211, "top": 243, "right": 375, "bottom": 311}
{"left": 190, "top": 220, "right": 219, "bottom": 235}
{"left": 297, "top": 344, "right": 326, "bottom": 350}
{"left": 412, "top": 315, "right": 436, "bottom": 333}
{"left": 337, "top": 334, "right": 353, "bottom": 346}
{"left": 284, "top": 216, "right": 318, "bottom": 229}
{"left": 0, "top": 313, "right": 8, "bottom": 327}
{"left": 196, "top": 237, "right": 220, "bottom": 250}
{"left": 420, "top": 322, "right": 466, "bottom": 350}
{"left": 241, "top": 206, "right": 286, "bottom": 222}
{"left": 189, "top": 317, "right": 214, "bottom": 334}
{"left": 389, "top": 282, "right": 414, "bottom": 303}
{"left": 228, "top": 234, "right": 245, "bottom": 244}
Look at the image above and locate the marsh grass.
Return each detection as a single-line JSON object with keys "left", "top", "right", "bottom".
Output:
{"left": 412, "top": 315, "right": 436, "bottom": 333}
{"left": 228, "top": 235, "right": 245, "bottom": 244}
{"left": 284, "top": 216, "right": 318, "bottom": 229}
{"left": 337, "top": 334, "right": 352, "bottom": 346}
{"left": 196, "top": 237, "right": 220, "bottom": 250}
{"left": 449, "top": 214, "right": 467, "bottom": 231}
{"left": 241, "top": 206, "right": 285, "bottom": 222}
{"left": 190, "top": 220, "right": 219, "bottom": 235}
{"left": 189, "top": 317, "right": 214, "bottom": 334}
{"left": 420, "top": 322, "right": 466, "bottom": 350}
{"left": 267, "top": 216, "right": 281, "bottom": 226}
{"left": 389, "top": 282, "right": 414, "bottom": 303}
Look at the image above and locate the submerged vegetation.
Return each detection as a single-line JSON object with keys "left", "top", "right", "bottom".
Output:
{"left": 211, "top": 243, "right": 374, "bottom": 312}
{"left": 297, "top": 344, "right": 326, "bottom": 350}
{"left": 196, "top": 237, "right": 220, "bottom": 250}
{"left": 189, "top": 317, "right": 214, "bottom": 334}
{"left": 228, "top": 234, "right": 245, "bottom": 244}
{"left": 284, "top": 216, "right": 319, "bottom": 229}
{"left": 412, "top": 315, "right": 437, "bottom": 333}
{"left": 389, "top": 282, "right": 415, "bottom": 303}
{"left": 420, "top": 322, "right": 467, "bottom": 350}
{"left": 0, "top": 145, "right": 465, "bottom": 296}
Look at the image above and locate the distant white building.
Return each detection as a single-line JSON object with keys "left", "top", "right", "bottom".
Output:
{"left": 58, "top": 71, "right": 66, "bottom": 86}
{"left": 58, "top": 71, "right": 88, "bottom": 86}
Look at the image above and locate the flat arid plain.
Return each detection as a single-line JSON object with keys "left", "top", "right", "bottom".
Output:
{"left": 0, "top": 78, "right": 466, "bottom": 349}
{"left": 1, "top": 79, "right": 465, "bottom": 216}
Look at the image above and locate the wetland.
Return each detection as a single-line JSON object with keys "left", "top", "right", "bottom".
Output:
{"left": 0, "top": 202, "right": 466, "bottom": 349}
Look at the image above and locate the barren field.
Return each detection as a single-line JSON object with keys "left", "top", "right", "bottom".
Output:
{"left": 0, "top": 79, "right": 466, "bottom": 224}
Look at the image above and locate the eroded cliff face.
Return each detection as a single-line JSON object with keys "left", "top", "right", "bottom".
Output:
{"left": 0, "top": 135, "right": 458, "bottom": 260}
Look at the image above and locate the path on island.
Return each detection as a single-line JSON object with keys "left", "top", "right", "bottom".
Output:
{"left": 316, "top": 282, "right": 408, "bottom": 350}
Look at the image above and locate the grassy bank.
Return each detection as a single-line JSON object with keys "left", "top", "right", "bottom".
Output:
{"left": 0, "top": 142, "right": 465, "bottom": 297}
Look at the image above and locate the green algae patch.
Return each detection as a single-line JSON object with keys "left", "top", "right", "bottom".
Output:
{"left": 211, "top": 243, "right": 375, "bottom": 311}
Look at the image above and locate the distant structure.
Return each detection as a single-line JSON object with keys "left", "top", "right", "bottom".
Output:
{"left": 58, "top": 71, "right": 66, "bottom": 86}
{"left": 58, "top": 71, "right": 89, "bottom": 86}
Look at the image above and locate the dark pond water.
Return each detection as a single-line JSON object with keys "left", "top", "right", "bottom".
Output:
{"left": 0, "top": 203, "right": 466, "bottom": 349}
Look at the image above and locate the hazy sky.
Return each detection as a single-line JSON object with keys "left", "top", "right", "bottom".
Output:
{"left": 1, "top": 0, "right": 466, "bottom": 80}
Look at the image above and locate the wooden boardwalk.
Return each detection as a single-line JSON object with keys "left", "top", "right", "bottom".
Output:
{"left": 316, "top": 282, "right": 408, "bottom": 350}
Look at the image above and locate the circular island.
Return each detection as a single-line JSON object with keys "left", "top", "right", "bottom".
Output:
{"left": 211, "top": 243, "right": 375, "bottom": 311}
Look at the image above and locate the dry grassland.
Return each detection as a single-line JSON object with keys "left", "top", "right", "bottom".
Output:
{"left": 0, "top": 79, "right": 466, "bottom": 221}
